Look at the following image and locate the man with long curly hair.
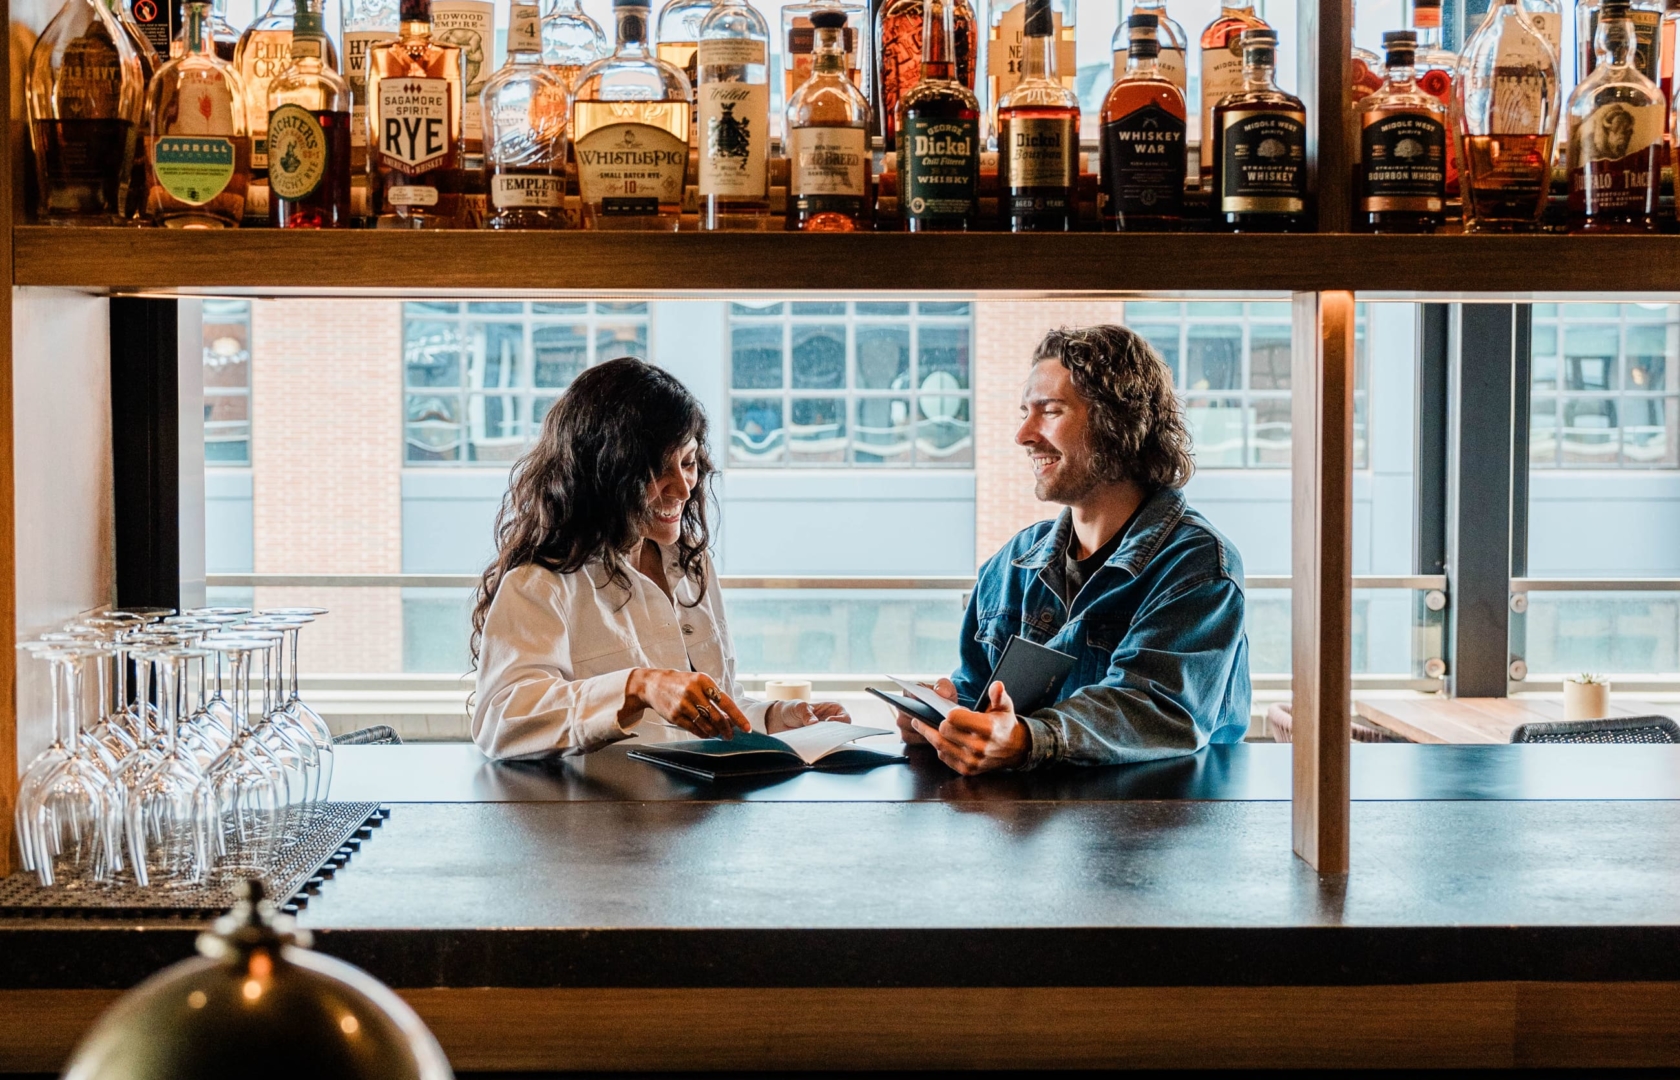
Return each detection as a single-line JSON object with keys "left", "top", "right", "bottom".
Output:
{"left": 897, "top": 324, "right": 1251, "bottom": 774}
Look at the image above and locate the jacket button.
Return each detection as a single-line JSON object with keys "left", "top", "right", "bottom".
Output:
{"left": 682, "top": 624, "right": 695, "bottom": 635}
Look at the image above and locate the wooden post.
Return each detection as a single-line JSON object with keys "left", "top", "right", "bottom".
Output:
{"left": 1299, "top": 0, "right": 1355, "bottom": 231}
{"left": 1290, "top": 290, "right": 1354, "bottom": 874}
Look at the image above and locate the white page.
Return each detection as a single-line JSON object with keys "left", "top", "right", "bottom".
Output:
{"left": 772, "top": 721, "right": 890, "bottom": 765}
{"left": 892, "top": 677, "right": 958, "bottom": 719}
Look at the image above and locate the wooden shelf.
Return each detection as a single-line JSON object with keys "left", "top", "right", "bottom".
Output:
{"left": 14, "top": 225, "right": 1680, "bottom": 296}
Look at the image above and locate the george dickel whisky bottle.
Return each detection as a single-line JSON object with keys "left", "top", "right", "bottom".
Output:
{"left": 366, "top": 0, "right": 468, "bottom": 226}
{"left": 145, "top": 0, "right": 251, "bottom": 226}
{"left": 268, "top": 0, "right": 353, "bottom": 226}
{"left": 1566, "top": 0, "right": 1663, "bottom": 232}
{"left": 896, "top": 0, "right": 979, "bottom": 230}
{"left": 877, "top": 0, "right": 974, "bottom": 143}
{"left": 481, "top": 0, "right": 569, "bottom": 228}
{"left": 786, "top": 8, "right": 872, "bottom": 230}
{"left": 995, "top": 0, "right": 1078, "bottom": 230}
{"left": 1456, "top": 0, "right": 1559, "bottom": 231}
{"left": 1211, "top": 28, "right": 1306, "bottom": 231}
{"left": 1358, "top": 30, "right": 1447, "bottom": 232}
{"left": 1100, "top": 12, "right": 1186, "bottom": 230}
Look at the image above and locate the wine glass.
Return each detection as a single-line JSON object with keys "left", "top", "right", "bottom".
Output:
{"left": 126, "top": 645, "right": 214, "bottom": 888}
{"left": 20, "top": 641, "right": 123, "bottom": 888}
{"left": 203, "top": 638, "right": 285, "bottom": 879}
{"left": 248, "top": 614, "right": 333, "bottom": 802}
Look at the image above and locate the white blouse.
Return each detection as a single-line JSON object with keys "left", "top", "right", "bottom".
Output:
{"left": 471, "top": 546, "right": 771, "bottom": 761}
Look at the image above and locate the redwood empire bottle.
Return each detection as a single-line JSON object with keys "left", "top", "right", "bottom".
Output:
{"left": 1358, "top": 30, "right": 1446, "bottom": 232}
{"left": 995, "top": 0, "right": 1078, "bottom": 230}
{"left": 1100, "top": 12, "right": 1186, "bottom": 230}
{"left": 896, "top": 0, "right": 979, "bottom": 230}
{"left": 1566, "top": 0, "right": 1662, "bottom": 231}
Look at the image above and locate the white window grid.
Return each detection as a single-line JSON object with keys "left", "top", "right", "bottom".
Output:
{"left": 202, "top": 298, "right": 252, "bottom": 468}
{"left": 1531, "top": 303, "right": 1680, "bottom": 470}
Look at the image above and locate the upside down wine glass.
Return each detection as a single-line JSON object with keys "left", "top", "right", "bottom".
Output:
{"left": 20, "top": 642, "right": 124, "bottom": 888}
{"left": 204, "top": 637, "right": 285, "bottom": 879}
{"left": 126, "top": 645, "right": 215, "bottom": 887}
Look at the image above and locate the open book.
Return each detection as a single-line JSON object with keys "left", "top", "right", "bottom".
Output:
{"left": 626, "top": 721, "right": 904, "bottom": 781}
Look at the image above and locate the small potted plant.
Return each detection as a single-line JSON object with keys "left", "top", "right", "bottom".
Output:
{"left": 1563, "top": 672, "right": 1611, "bottom": 723}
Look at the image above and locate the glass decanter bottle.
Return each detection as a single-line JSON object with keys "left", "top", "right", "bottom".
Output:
{"left": 145, "top": 0, "right": 251, "bottom": 226}
{"left": 1113, "top": 0, "right": 1185, "bottom": 93}
{"left": 697, "top": 0, "right": 772, "bottom": 229}
{"left": 1196, "top": 0, "right": 1268, "bottom": 184}
{"left": 365, "top": 0, "right": 467, "bottom": 226}
{"left": 1566, "top": 0, "right": 1663, "bottom": 231}
{"left": 235, "top": 0, "right": 341, "bottom": 181}
{"left": 1456, "top": 0, "right": 1560, "bottom": 231}
{"left": 483, "top": 0, "right": 569, "bottom": 227}
{"left": 267, "top": 0, "right": 351, "bottom": 226}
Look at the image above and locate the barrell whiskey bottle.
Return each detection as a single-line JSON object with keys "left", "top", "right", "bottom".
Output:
{"left": 145, "top": 0, "right": 250, "bottom": 226}
{"left": 996, "top": 0, "right": 1077, "bottom": 230}
{"left": 1196, "top": 0, "right": 1268, "bottom": 184}
{"left": 366, "top": 0, "right": 467, "bottom": 226}
{"left": 267, "top": 0, "right": 352, "bottom": 226}
{"left": 340, "top": 0, "right": 399, "bottom": 171}
{"left": 1456, "top": 0, "right": 1559, "bottom": 231}
{"left": 985, "top": 0, "right": 1075, "bottom": 139}
{"left": 877, "top": 0, "right": 975, "bottom": 142}
{"left": 1212, "top": 28, "right": 1306, "bottom": 231}
{"left": 896, "top": 0, "right": 979, "bottom": 230}
{"left": 572, "top": 0, "right": 691, "bottom": 230}
{"left": 1112, "top": 0, "right": 1185, "bottom": 95}
{"left": 235, "top": 0, "right": 341, "bottom": 178}
{"left": 26, "top": 0, "right": 146, "bottom": 223}
{"left": 482, "top": 0, "right": 568, "bottom": 228}
{"left": 1100, "top": 12, "right": 1186, "bottom": 230}
{"left": 786, "top": 8, "right": 871, "bottom": 230}
{"left": 542, "top": 0, "right": 607, "bottom": 92}
{"left": 1578, "top": 0, "right": 1660, "bottom": 82}
{"left": 1566, "top": 0, "right": 1662, "bottom": 231}
{"left": 1358, "top": 31, "right": 1446, "bottom": 232}
{"left": 1411, "top": 0, "right": 1460, "bottom": 189}
{"left": 697, "top": 0, "right": 771, "bottom": 229}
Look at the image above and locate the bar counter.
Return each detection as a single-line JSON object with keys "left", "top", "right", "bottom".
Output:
{"left": 7, "top": 741, "right": 1680, "bottom": 1071}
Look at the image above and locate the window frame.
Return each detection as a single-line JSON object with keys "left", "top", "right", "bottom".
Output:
{"left": 1530, "top": 303, "right": 1679, "bottom": 471}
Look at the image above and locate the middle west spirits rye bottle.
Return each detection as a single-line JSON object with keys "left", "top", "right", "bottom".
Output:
{"left": 1211, "top": 28, "right": 1306, "bottom": 231}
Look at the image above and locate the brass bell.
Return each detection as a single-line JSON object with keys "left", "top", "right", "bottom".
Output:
{"left": 62, "top": 881, "right": 453, "bottom": 1080}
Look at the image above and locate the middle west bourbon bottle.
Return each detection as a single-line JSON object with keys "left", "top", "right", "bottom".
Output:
{"left": 481, "top": 0, "right": 569, "bottom": 227}
{"left": 1211, "top": 28, "right": 1306, "bottom": 231}
{"left": 786, "top": 8, "right": 872, "bottom": 230}
{"left": 1100, "top": 12, "right": 1186, "bottom": 230}
{"left": 365, "top": 0, "right": 467, "bottom": 226}
{"left": 1566, "top": 0, "right": 1663, "bottom": 231}
{"left": 1456, "top": 0, "right": 1559, "bottom": 231}
{"left": 896, "top": 0, "right": 980, "bottom": 230}
{"left": 267, "top": 0, "right": 352, "bottom": 226}
{"left": 697, "top": 0, "right": 772, "bottom": 229}
{"left": 1197, "top": 0, "right": 1268, "bottom": 185}
{"left": 145, "top": 0, "right": 250, "bottom": 226}
{"left": 1358, "top": 31, "right": 1446, "bottom": 232}
{"left": 995, "top": 0, "right": 1078, "bottom": 230}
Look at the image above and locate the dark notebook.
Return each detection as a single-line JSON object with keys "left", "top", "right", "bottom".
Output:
{"left": 867, "top": 634, "right": 1077, "bottom": 724}
{"left": 627, "top": 721, "right": 904, "bottom": 781}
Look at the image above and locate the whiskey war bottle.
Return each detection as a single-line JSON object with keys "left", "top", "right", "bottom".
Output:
{"left": 1099, "top": 12, "right": 1186, "bottom": 230}
{"left": 1211, "top": 27, "right": 1306, "bottom": 231}
{"left": 896, "top": 0, "right": 979, "bottom": 230}
{"left": 1358, "top": 30, "right": 1446, "bottom": 232}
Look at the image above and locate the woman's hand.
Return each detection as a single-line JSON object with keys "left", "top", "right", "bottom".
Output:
{"left": 766, "top": 700, "right": 851, "bottom": 733}
{"left": 625, "top": 668, "right": 751, "bottom": 739}
{"left": 894, "top": 677, "right": 958, "bottom": 746}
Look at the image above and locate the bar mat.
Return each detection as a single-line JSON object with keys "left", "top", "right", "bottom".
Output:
{"left": 0, "top": 802, "right": 388, "bottom": 919}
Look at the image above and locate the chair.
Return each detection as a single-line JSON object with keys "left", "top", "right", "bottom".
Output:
{"left": 332, "top": 725, "right": 403, "bottom": 746}
{"left": 1510, "top": 715, "right": 1680, "bottom": 744}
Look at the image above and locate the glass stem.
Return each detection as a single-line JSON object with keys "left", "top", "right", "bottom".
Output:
{"left": 228, "top": 652, "right": 247, "bottom": 739}
{"left": 289, "top": 628, "right": 302, "bottom": 702}
{"left": 64, "top": 657, "right": 84, "bottom": 755}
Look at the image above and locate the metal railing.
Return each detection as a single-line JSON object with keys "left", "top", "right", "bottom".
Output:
{"left": 1513, "top": 578, "right": 1680, "bottom": 593}
{"left": 209, "top": 573, "right": 1450, "bottom": 591}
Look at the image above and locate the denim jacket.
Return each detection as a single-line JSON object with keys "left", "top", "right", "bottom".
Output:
{"left": 953, "top": 486, "right": 1250, "bottom": 769}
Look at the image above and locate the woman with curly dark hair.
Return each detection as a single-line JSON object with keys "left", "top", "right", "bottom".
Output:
{"left": 471, "top": 357, "right": 848, "bottom": 760}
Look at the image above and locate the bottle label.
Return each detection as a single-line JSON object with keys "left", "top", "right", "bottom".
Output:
{"left": 790, "top": 125, "right": 867, "bottom": 196}
{"left": 901, "top": 114, "right": 979, "bottom": 222}
{"left": 1360, "top": 109, "right": 1446, "bottom": 211}
{"left": 151, "top": 136, "right": 236, "bottom": 205}
{"left": 1528, "top": 9, "right": 1562, "bottom": 55}
{"left": 575, "top": 121, "right": 687, "bottom": 215}
{"left": 291, "top": 36, "right": 323, "bottom": 59}
{"left": 698, "top": 82, "right": 769, "bottom": 197}
{"left": 387, "top": 183, "right": 439, "bottom": 205}
{"left": 508, "top": 2, "right": 541, "bottom": 51}
{"left": 1568, "top": 97, "right": 1662, "bottom": 214}
{"left": 1584, "top": 9, "right": 1662, "bottom": 79}
{"left": 985, "top": 1, "right": 1077, "bottom": 101}
{"left": 1199, "top": 38, "right": 1247, "bottom": 152}
{"left": 238, "top": 28, "right": 294, "bottom": 161}
{"left": 376, "top": 77, "right": 455, "bottom": 173}
{"left": 267, "top": 103, "right": 328, "bottom": 201}
{"left": 1153, "top": 47, "right": 1189, "bottom": 92}
{"left": 130, "top": 0, "right": 178, "bottom": 55}
{"left": 1100, "top": 101, "right": 1186, "bottom": 218}
{"left": 1486, "top": 24, "right": 1550, "bottom": 132}
{"left": 58, "top": 34, "right": 125, "bottom": 117}
{"left": 1003, "top": 114, "right": 1076, "bottom": 189}
{"left": 346, "top": 30, "right": 398, "bottom": 149}
{"left": 1219, "top": 107, "right": 1307, "bottom": 212}
{"left": 431, "top": 0, "right": 493, "bottom": 141}
{"left": 697, "top": 38, "right": 768, "bottom": 67}
{"left": 492, "top": 172, "right": 563, "bottom": 207}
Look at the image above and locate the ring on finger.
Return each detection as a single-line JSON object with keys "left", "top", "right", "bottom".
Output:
{"left": 695, "top": 704, "right": 712, "bottom": 726}
{"left": 704, "top": 685, "right": 722, "bottom": 703}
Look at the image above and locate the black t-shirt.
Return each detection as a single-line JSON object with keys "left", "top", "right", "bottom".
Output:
{"left": 1062, "top": 505, "right": 1144, "bottom": 605}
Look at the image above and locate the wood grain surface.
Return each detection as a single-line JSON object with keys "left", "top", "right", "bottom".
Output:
{"left": 1357, "top": 696, "right": 1670, "bottom": 744}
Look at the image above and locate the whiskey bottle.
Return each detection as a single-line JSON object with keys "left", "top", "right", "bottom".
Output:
{"left": 1211, "top": 28, "right": 1306, "bottom": 231}
{"left": 340, "top": 0, "right": 399, "bottom": 171}
{"left": 1524, "top": 0, "right": 1563, "bottom": 58}
{"left": 542, "top": 0, "right": 607, "bottom": 92}
{"left": 1566, "top": 0, "right": 1662, "bottom": 231}
{"left": 1578, "top": 0, "right": 1660, "bottom": 82}
{"left": 877, "top": 0, "right": 975, "bottom": 142}
{"left": 235, "top": 0, "right": 340, "bottom": 178}
{"left": 430, "top": 0, "right": 494, "bottom": 160}
{"left": 572, "top": 0, "right": 692, "bottom": 229}
{"left": 365, "top": 0, "right": 467, "bottom": 226}
{"left": 697, "top": 0, "right": 771, "bottom": 229}
{"left": 654, "top": 0, "right": 714, "bottom": 100}
{"left": 1350, "top": 11, "right": 1384, "bottom": 103}
{"left": 1100, "top": 12, "right": 1185, "bottom": 230}
{"left": 896, "top": 0, "right": 979, "bottom": 230}
{"left": 1358, "top": 31, "right": 1446, "bottom": 232}
{"left": 984, "top": 0, "right": 1074, "bottom": 139}
{"left": 1411, "top": 0, "right": 1460, "bottom": 189}
{"left": 207, "top": 0, "right": 238, "bottom": 59}
{"left": 786, "top": 8, "right": 871, "bottom": 230}
{"left": 26, "top": 0, "right": 146, "bottom": 223}
{"left": 145, "top": 0, "right": 250, "bottom": 226}
{"left": 267, "top": 0, "right": 351, "bottom": 226}
{"left": 1196, "top": 0, "right": 1268, "bottom": 184}
{"left": 482, "top": 0, "right": 569, "bottom": 227}
{"left": 1456, "top": 0, "right": 1559, "bottom": 231}
{"left": 1112, "top": 0, "right": 1185, "bottom": 95}
{"left": 996, "top": 0, "right": 1077, "bottom": 230}
{"left": 1660, "top": 0, "right": 1680, "bottom": 132}
{"left": 781, "top": 0, "right": 864, "bottom": 103}
{"left": 116, "top": 0, "right": 161, "bottom": 219}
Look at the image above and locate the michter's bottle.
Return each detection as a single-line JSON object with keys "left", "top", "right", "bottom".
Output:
{"left": 1456, "top": 0, "right": 1559, "bottom": 231}
{"left": 1211, "top": 28, "right": 1306, "bottom": 231}
{"left": 27, "top": 0, "right": 145, "bottom": 223}
{"left": 896, "top": 0, "right": 979, "bottom": 230}
{"left": 1196, "top": 0, "right": 1268, "bottom": 184}
{"left": 1358, "top": 30, "right": 1446, "bottom": 232}
{"left": 698, "top": 0, "right": 772, "bottom": 229}
{"left": 1567, "top": 0, "right": 1663, "bottom": 231}
{"left": 482, "top": 0, "right": 569, "bottom": 228}
{"left": 145, "top": 0, "right": 250, "bottom": 226}
{"left": 1100, "top": 13, "right": 1186, "bottom": 230}
{"left": 268, "top": 0, "right": 352, "bottom": 226}
{"left": 235, "top": 0, "right": 341, "bottom": 181}
{"left": 340, "top": 0, "right": 399, "bottom": 171}
{"left": 365, "top": 0, "right": 467, "bottom": 226}
{"left": 877, "top": 0, "right": 975, "bottom": 142}
{"left": 996, "top": 0, "right": 1078, "bottom": 230}
{"left": 786, "top": 9, "right": 872, "bottom": 230}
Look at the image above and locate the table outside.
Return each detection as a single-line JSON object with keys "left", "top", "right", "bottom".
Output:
{"left": 1354, "top": 697, "right": 1672, "bottom": 744}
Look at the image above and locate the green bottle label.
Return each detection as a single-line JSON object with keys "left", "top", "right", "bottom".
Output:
{"left": 267, "top": 104, "right": 327, "bottom": 200}
{"left": 151, "top": 136, "right": 235, "bottom": 205}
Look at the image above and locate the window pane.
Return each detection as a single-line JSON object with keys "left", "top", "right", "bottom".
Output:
{"left": 467, "top": 393, "right": 525, "bottom": 461}
{"left": 731, "top": 301, "right": 784, "bottom": 316}
{"left": 1563, "top": 326, "right": 1619, "bottom": 390}
{"left": 731, "top": 397, "right": 784, "bottom": 464}
{"left": 1532, "top": 350, "right": 1559, "bottom": 391}
{"left": 854, "top": 301, "right": 909, "bottom": 315}
{"left": 467, "top": 301, "right": 523, "bottom": 314}
{"left": 1622, "top": 397, "right": 1677, "bottom": 467}
{"left": 792, "top": 325, "right": 847, "bottom": 389}
{"left": 204, "top": 356, "right": 249, "bottom": 390}
{"left": 204, "top": 392, "right": 250, "bottom": 465}
{"left": 596, "top": 301, "right": 648, "bottom": 314}
{"left": 1133, "top": 324, "right": 1180, "bottom": 385}
{"left": 597, "top": 323, "right": 648, "bottom": 361}
{"left": 1185, "top": 326, "right": 1242, "bottom": 391}
{"left": 1531, "top": 395, "right": 1558, "bottom": 466}
{"left": 789, "top": 397, "right": 847, "bottom": 463}
{"left": 471, "top": 322, "right": 524, "bottom": 390}
{"left": 1249, "top": 398, "right": 1290, "bottom": 466}
{"left": 533, "top": 394, "right": 558, "bottom": 431}
{"left": 1562, "top": 398, "right": 1619, "bottom": 464}
{"left": 856, "top": 325, "right": 910, "bottom": 389}
{"left": 918, "top": 396, "right": 972, "bottom": 465}
{"left": 1626, "top": 327, "right": 1670, "bottom": 391}
{"left": 732, "top": 324, "right": 784, "bottom": 389}
{"left": 404, "top": 300, "right": 458, "bottom": 316}
{"left": 791, "top": 301, "right": 846, "bottom": 315}
{"left": 1249, "top": 326, "right": 1291, "bottom": 390}
{"left": 531, "top": 301, "right": 587, "bottom": 315}
{"left": 919, "top": 326, "right": 970, "bottom": 389}
{"left": 1185, "top": 397, "right": 1244, "bottom": 466}
{"left": 852, "top": 397, "right": 911, "bottom": 464}
{"left": 1126, "top": 301, "right": 1181, "bottom": 318}
{"left": 405, "top": 321, "right": 462, "bottom": 387}
{"left": 532, "top": 324, "right": 588, "bottom": 387}
{"left": 917, "top": 301, "right": 970, "bottom": 315}
{"left": 406, "top": 394, "right": 464, "bottom": 462}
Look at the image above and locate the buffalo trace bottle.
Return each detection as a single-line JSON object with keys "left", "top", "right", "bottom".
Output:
{"left": 877, "top": 0, "right": 975, "bottom": 142}
{"left": 896, "top": 0, "right": 980, "bottom": 230}
{"left": 481, "top": 1, "right": 569, "bottom": 228}
{"left": 1100, "top": 12, "right": 1185, "bottom": 230}
{"left": 786, "top": 9, "right": 872, "bottom": 230}
{"left": 1196, "top": 0, "right": 1267, "bottom": 183}
{"left": 145, "top": 0, "right": 250, "bottom": 226}
{"left": 697, "top": 0, "right": 772, "bottom": 229}
{"left": 365, "top": 0, "right": 467, "bottom": 226}
{"left": 1358, "top": 31, "right": 1446, "bottom": 232}
{"left": 1111, "top": 0, "right": 1185, "bottom": 95}
{"left": 1566, "top": 0, "right": 1663, "bottom": 232}
{"left": 1455, "top": 0, "right": 1559, "bottom": 231}
{"left": 1211, "top": 28, "right": 1305, "bottom": 231}
{"left": 996, "top": 0, "right": 1078, "bottom": 230}
{"left": 267, "top": 0, "right": 352, "bottom": 226}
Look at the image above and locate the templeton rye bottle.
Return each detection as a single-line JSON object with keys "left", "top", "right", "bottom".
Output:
{"left": 482, "top": 0, "right": 569, "bottom": 228}
{"left": 268, "top": 0, "right": 352, "bottom": 226}
{"left": 877, "top": 0, "right": 975, "bottom": 141}
{"left": 1196, "top": 0, "right": 1267, "bottom": 183}
{"left": 786, "top": 8, "right": 872, "bottom": 230}
{"left": 1358, "top": 31, "right": 1446, "bottom": 232}
{"left": 697, "top": 0, "right": 772, "bottom": 229}
{"left": 1112, "top": 0, "right": 1185, "bottom": 94}
{"left": 896, "top": 0, "right": 979, "bottom": 230}
{"left": 1211, "top": 28, "right": 1306, "bottom": 231}
{"left": 1566, "top": 0, "right": 1662, "bottom": 231}
{"left": 1100, "top": 12, "right": 1186, "bottom": 230}
{"left": 1456, "top": 0, "right": 1559, "bottom": 231}
{"left": 145, "top": 0, "right": 250, "bottom": 226}
{"left": 365, "top": 0, "right": 467, "bottom": 226}
{"left": 996, "top": 0, "right": 1078, "bottom": 230}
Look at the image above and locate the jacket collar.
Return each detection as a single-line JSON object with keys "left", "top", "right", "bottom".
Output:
{"left": 1012, "top": 486, "right": 1187, "bottom": 579}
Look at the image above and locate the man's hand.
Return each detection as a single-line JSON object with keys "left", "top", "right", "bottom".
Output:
{"left": 894, "top": 678, "right": 958, "bottom": 745}
{"left": 912, "top": 681, "right": 1031, "bottom": 775}
{"left": 767, "top": 700, "right": 851, "bottom": 732}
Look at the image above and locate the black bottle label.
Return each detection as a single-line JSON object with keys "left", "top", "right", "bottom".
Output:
{"left": 130, "top": 0, "right": 179, "bottom": 55}
{"left": 1360, "top": 109, "right": 1446, "bottom": 212}
{"left": 901, "top": 114, "right": 979, "bottom": 224}
{"left": 1100, "top": 101, "right": 1186, "bottom": 221}
{"left": 1219, "top": 108, "right": 1306, "bottom": 214}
